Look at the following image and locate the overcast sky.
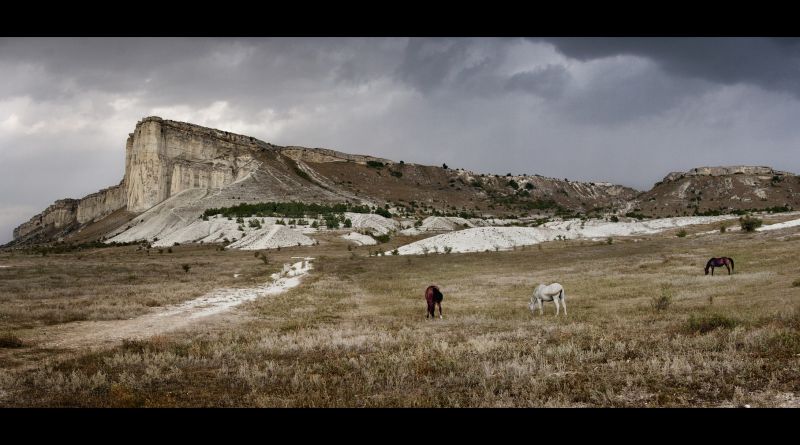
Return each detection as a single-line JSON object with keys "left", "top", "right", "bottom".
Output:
{"left": 2, "top": 37, "right": 800, "bottom": 243}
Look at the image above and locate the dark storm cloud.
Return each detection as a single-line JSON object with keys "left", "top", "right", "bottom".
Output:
{"left": 2, "top": 37, "right": 800, "bottom": 243}
{"left": 541, "top": 37, "right": 800, "bottom": 97}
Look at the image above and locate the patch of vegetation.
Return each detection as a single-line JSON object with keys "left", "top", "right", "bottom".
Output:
{"left": 525, "top": 182, "right": 534, "bottom": 190}
{"left": 366, "top": 161, "right": 384, "bottom": 169}
{"left": 610, "top": 215, "right": 619, "bottom": 223}
{"left": 676, "top": 229, "right": 687, "bottom": 238}
{"left": 625, "top": 212, "right": 648, "bottom": 220}
{"left": 24, "top": 240, "right": 142, "bottom": 255}
{"left": 372, "top": 233, "right": 391, "bottom": 243}
{"left": 390, "top": 170, "right": 403, "bottom": 178}
{"left": 792, "top": 279, "right": 800, "bottom": 287}
{"left": 739, "top": 215, "right": 763, "bottom": 232}
{"left": 203, "top": 202, "right": 372, "bottom": 219}
{"left": 684, "top": 314, "right": 739, "bottom": 334}
{"left": 294, "top": 166, "right": 312, "bottom": 182}
{"left": 323, "top": 214, "right": 340, "bottom": 229}
{"left": 374, "top": 207, "right": 392, "bottom": 218}
{"left": 181, "top": 264, "right": 191, "bottom": 273}
{"left": 651, "top": 284, "right": 673, "bottom": 311}
{"left": 507, "top": 180, "right": 519, "bottom": 189}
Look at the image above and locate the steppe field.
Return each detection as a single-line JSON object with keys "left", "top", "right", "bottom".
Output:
{"left": 1, "top": 220, "right": 799, "bottom": 407}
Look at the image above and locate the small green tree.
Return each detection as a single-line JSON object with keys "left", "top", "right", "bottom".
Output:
{"left": 182, "top": 264, "right": 191, "bottom": 273}
{"left": 676, "top": 229, "right": 687, "bottom": 238}
{"left": 344, "top": 218, "right": 352, "bottom": 228}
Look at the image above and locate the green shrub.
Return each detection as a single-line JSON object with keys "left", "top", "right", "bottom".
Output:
{"left": 372, "top": 233, "right": 390, "bottom": 243}
{"left": 610, "top": 215, "right": 619, "bottom": 222}
{"left": 374, "top": 207, "right": 391, "bottom": 218}
{"left": 739, "top": 215, "right": 763, "bottom": 232}
{"left": 676, "top": 229, "right": 687, "bottom": 238}
{"left": 344, "top": 218, "right": 352, "bottom": 228}
{"left": 182, "top": 264, "right": 191, "bottom": 273}
{"left": 792, "top": 279, "right": 800, "bottom": 287}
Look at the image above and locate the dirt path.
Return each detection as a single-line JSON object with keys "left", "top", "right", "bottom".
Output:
{"left": 27, "top": 257, "right": 314, "bottom": 351}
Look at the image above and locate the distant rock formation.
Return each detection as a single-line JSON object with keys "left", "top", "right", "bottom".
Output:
{"left": 636, "top": 166, "right": 798, "bottom": 217}
{"left": 12, "top": 117, "right": 795, "bottom": 247}
{"left": 662, "top": 166, "right": 789, "bottom": 182}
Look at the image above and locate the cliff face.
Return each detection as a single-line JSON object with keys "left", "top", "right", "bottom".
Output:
{"left": 11, "top": 116, "right": 271, "bottom": 245}
{"left": 125, "top": 117, "right": 265, "bottom": 212}
{"left": 13, "top": 199, "right": 79, "bottom": 241}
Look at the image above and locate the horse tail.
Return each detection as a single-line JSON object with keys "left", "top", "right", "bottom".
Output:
{"left": 559, "top": 288, "right": 564, "bottom": 301}
{"left": 729, "top": 257, "right": 734, "bottom": 273}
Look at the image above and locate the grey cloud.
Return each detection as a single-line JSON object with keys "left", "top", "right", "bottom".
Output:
{"left": 541, "top": 37, "right": 800, "bottom": 97}
{"left": 505, "top": 64, "right": 570, "bottom": 99}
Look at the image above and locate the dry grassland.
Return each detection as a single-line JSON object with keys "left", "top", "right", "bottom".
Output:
{"left": 0, "top": 226, "right": 798, "bottom": 407}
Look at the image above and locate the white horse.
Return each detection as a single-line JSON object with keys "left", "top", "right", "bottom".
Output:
{"left": 529, "top": 283, "right": 567, "bottom": 316}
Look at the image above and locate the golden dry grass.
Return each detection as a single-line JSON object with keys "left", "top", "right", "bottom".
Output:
{"left": 1, "top": 227, "right": 799, "bottom": 407}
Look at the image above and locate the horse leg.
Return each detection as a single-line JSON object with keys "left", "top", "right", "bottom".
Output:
{"left": 711, "top": 266, "right": 714, "bottom": 276}
{"left": 726, "top": 263, "right": 731, "bottom": 275}
{"left": 437, "top": 302, "right": 443, "bottom": 319}
{"left": 538, "top": 298, "right": 544, "bottom": 316}
{"left": 562, "top": 297, "right": 567, "bottom": 316}
{"left": 554, "top": 298, "right": 560, "bottom": 316}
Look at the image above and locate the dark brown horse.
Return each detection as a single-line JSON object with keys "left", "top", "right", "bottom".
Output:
{"left": 425, "top": 285, "right": 444, "bottom": 319}
{"left": 705, "top": 257, "right": 734, "bottom": 275}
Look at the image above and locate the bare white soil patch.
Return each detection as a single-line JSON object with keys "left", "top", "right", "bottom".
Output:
{"left": 344, "top": 213, "right": 399, "bottom": 235}
{"left": 757, "top": 217, "right": 800, "bottom": 232}
{"left": 397, "top": 215, "right": 747, "bottom": 255}
{"left": 227, "top": 225, "right": 315, "bottom": 250}
{"left": 341, "top": 232, "right": 377, "bottom": 245}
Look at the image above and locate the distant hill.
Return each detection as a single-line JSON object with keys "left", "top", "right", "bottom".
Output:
{"left": 7, "top": 117, "right": 796, "bottom": 247}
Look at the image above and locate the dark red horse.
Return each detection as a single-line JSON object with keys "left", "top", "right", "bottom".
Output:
{"left": 425, "top": 285, "right": 444, "bottom": 319}
{"left": 705, "top": 257, "right": 734, "bottom": 275}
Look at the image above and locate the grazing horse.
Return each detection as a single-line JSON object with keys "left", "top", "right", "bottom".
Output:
{"left": 529, "top": 283, "right": 567, "bottom": 316}
{"left": 705, "top": 257, "right": 734, "bottom": 275}
{"left": 425, "top": 285, "right": 444, "bottom": 319}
